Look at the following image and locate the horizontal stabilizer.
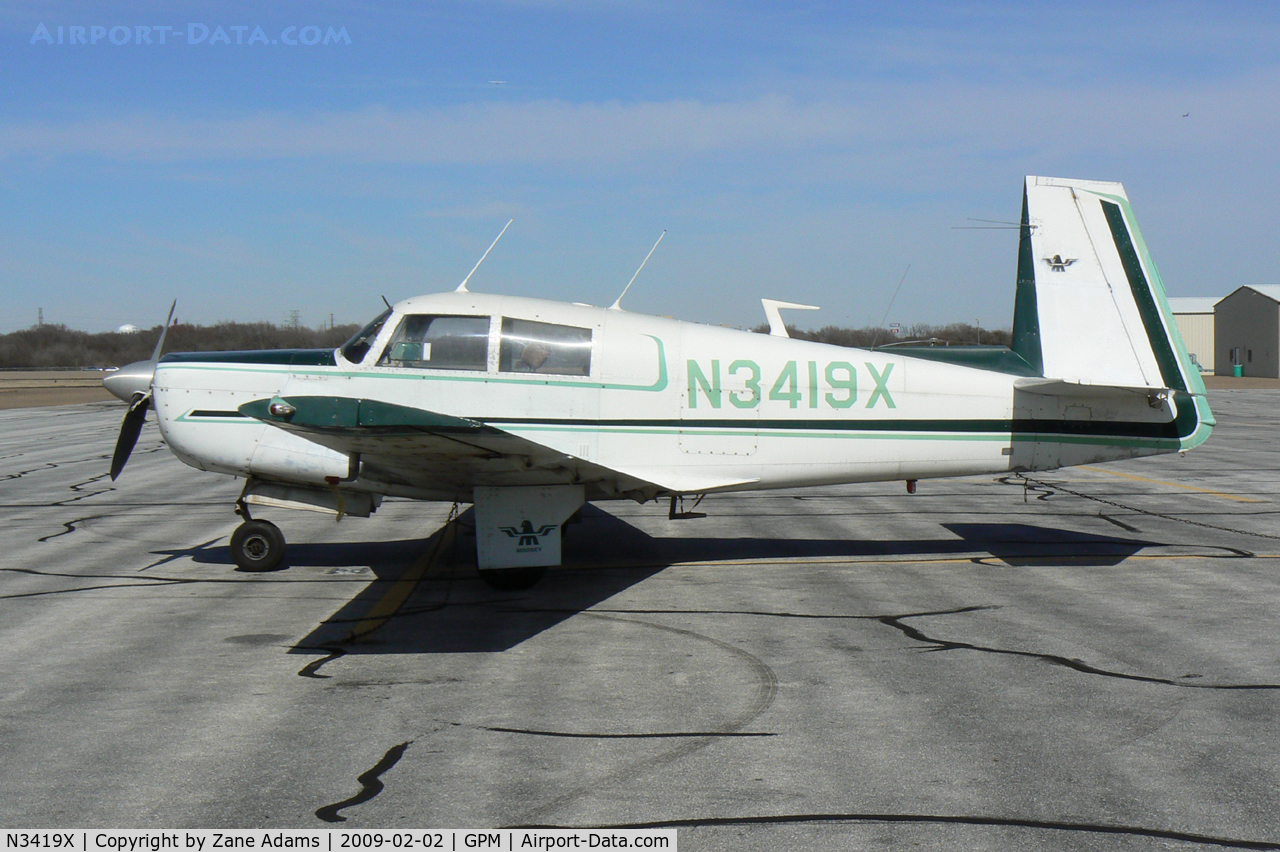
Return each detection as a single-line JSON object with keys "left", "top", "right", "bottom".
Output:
{"left": 1014, "top": 377, "right": 1170, "bottom": 397}
{"left": 1014, "top": 377, "right": 1176, "bottom": 420}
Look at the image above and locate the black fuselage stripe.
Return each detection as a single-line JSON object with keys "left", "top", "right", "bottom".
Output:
{"left": 483, "top": 415, "right": 1188, "bottom": 440}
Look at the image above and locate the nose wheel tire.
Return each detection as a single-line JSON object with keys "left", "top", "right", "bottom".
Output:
{"left": 230, "top": 520, "right": 287, "bottom": 572}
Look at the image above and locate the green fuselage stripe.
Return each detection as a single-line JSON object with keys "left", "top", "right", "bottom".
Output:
{"left": 162, "top": 348, "right": 338, "bottom": 367}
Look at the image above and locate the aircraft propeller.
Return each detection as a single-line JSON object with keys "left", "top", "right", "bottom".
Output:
{"left": 110, "top": 392, "right": 151, "bottom": 479}
{"left": 106, "top": 300, "right": 175, "bottom": 479}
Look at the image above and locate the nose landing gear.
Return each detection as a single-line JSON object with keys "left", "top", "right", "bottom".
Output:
{"left": 231, "top": 500, "right": 287, "bottom": 572}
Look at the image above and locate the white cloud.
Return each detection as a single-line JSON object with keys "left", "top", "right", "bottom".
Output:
{"left": 4, "top": 64, "right": 1277, "bottom": 175}
{"left": 0, "top": 96, "right": 863, "bottom": 164}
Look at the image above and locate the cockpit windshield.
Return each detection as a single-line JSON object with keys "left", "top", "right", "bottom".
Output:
{"left": 340, "top": 308, "right": 392, "bottom": 364}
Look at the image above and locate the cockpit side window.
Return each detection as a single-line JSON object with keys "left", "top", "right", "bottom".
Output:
{"left": 498, "top": 318, "right": 592, "bottom": 376}
{"left": 377, "top": 314, "right": 490, "bottom": 371}
{"left": 340, "top": 308, "right": 392, "bottom": 364}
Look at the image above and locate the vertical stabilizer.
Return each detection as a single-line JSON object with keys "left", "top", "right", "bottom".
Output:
{"left": 1012, "top": 176, "right": 1212, "bottom": 450}
{"left": 1017, "top": 177, "right": 1205, "bottom": 392}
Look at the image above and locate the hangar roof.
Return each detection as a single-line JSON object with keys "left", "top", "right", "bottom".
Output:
{"left": 1216, "top": 285, "right": 1280, "bottom": 306}
{"left": 1167, "top": 297, "right": 1220, "bottom": 314}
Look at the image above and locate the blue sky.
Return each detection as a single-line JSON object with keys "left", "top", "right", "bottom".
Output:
{"left": 2, "top": 1, "right": 1277, "bottom": 334}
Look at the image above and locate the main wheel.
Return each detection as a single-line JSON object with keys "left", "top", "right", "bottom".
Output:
{"left": 230, "top": 519, "right": 286, "bottom": 572}
{"left": 478, "top": 566, "right": 546, "bottom": 590}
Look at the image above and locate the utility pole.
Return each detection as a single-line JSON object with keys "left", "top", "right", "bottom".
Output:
{"left": 288, "top": 309, "right": 301, "bottom": 329}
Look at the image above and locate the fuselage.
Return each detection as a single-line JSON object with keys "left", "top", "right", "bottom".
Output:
{"left": 150, "top": 291, "right": 1200, "bottom": 504}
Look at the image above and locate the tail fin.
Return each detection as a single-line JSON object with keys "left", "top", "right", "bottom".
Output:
{"left": 1011, "top": 176, "right": 1212, "bottom": 449}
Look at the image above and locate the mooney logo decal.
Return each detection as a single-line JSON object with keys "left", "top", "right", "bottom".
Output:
{"left": 500, "top": 520, "right": 558, "bottom": 551}
{"left": 1043, "top": 254, "right": 1076, "bottom": 272}
{"left": 687, "top": 359, "right": 895, "bottom": 410}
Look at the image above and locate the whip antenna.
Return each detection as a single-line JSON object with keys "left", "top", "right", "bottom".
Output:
{"left": 871, "top": 263, "right": 910, "bottom": 349}
{"left": 457, "top": 219, "right": 513, "bottom": 292}
{"left": 610, "top": 230, "right": 665, "bottom": 310}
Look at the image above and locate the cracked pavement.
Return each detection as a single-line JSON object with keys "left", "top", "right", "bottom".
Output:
{"left": 2, "top": 392, "right": 1280, "bottom": 849}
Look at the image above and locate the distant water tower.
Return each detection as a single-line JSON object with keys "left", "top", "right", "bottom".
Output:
{"left": 117, "top": 324, "right": 140, "bottom": 334}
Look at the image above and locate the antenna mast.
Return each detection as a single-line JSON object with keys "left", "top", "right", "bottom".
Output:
{"left": 871, "top": 264, "right": 911, "bottom": 349}
{"left": 457, "top": 219, "right": 513, "bottom": 292}
{"left": 609, "top": 230, "right": 665, "bottom": 310}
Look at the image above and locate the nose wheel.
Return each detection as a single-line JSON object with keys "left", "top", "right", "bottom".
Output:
{"left": 230, "top": 519, "right": 287, "bottom": 572}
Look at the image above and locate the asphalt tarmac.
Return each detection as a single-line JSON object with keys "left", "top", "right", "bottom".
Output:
{"left": 2, "top": 392, "right": 1279, "bottom": 850}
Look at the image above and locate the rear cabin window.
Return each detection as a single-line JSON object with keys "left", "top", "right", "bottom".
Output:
{"left": 498, "top": 318, "right": 592, "bottom": 376}
{"left": 377, "top": 314, "right": 490, "bottom": 371}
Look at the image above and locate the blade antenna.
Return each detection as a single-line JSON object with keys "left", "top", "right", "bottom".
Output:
{"left": 871, "top": 264, "right": 910, "bottom": 350}
{"left": 457, "top": 219, "right": 513, "bottom": 293}
{"left": 610, "top": 230, "right": 665, "bottom": 311}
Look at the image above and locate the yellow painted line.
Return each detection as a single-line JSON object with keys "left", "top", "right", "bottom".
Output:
{"left": 343, "top": 520, "right": 458, "bottom": 642}
{"left": 1079, "top": 465, "right": 1265, "bottom": 503}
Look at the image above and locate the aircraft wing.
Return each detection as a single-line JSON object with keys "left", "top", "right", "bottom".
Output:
{"left": 237, "top": 395, "right": 726, "bottom": 500}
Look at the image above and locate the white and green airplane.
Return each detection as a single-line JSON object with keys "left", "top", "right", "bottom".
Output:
{"left": 105, "top": 176, "right": 1212, "bottom": 587}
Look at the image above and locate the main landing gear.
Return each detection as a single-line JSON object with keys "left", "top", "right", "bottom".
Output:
{"left": 231, "top": 501, "right": 287, "bottom": 572}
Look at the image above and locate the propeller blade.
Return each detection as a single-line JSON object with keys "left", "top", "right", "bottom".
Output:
{"left": 110, "top": 393, "right": 151, "bottom": 480}
{"left": 150, "top": 299, "right": 177, "bottom": 362}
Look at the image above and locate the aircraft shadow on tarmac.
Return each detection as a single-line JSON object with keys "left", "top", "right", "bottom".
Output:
{"left": 180, "top": 504, "right": 1155, "bottom": 657}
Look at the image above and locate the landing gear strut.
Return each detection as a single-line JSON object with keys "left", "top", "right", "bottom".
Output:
{"left": 230, "top": 500, "right": 287, "bottom": 571}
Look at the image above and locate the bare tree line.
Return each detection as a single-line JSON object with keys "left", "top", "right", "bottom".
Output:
{"left": 0, "top": 322, "right": 360, "bottom": 369}
{"left": 752, "top": 322, "right": 1011, "bottom": 348}
{"left": 1, "top": 320, "right": 1011, "bottom": 370}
